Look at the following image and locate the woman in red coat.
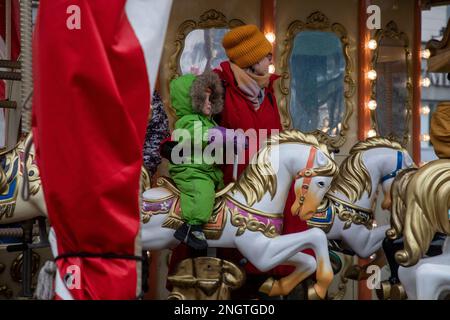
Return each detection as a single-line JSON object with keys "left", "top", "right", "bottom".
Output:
{"left": 214, "top": 25, "right": 309, "bottom": 298}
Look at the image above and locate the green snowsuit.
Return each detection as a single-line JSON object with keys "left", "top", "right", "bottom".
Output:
{"left": 169, "top": 74, "right": 224, "bottom": 225}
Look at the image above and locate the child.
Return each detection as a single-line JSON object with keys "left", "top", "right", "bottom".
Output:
{"left": 169, "top": 71, "right": 225, "bottom": 250}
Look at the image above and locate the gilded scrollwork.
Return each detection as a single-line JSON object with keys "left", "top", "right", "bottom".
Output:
{"left": 278, "top": 11, "right": 355, "bottom": 149}
{"left": 10, "top": 251, "right": 41, "bottom": 283}
{"left": 328, "top": 194, "right": 373, "bottom": 230}
{"left": 229, "top": 206, "right": 280, "bottom": 239}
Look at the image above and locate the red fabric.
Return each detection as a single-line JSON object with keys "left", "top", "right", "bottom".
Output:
{"left": 32, "top": 0, "right": 150, "bottom": 299}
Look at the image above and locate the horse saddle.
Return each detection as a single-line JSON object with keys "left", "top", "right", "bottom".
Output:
{"left": 142, "top": 177, "right": 235, "bottom": 240}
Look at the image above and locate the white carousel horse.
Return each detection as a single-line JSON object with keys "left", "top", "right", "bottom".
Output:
{"left": 0, "top": 134, "right": 49, "bottom": 297}
{"left": 141, "top": 130, "right": 339, "bottom": 299}
{"left": 0, "top": 134, "right": 47, "bottom": 226}
{"left": 307, "top": 137, "right": 415, "bottom": 260}
{"left": 397, "top": 237, "right": 450, "bottom": 300}
{"left": 387, "top": 159, "right": 450, "bottom": 300}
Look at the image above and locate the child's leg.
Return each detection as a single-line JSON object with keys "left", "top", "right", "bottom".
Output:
{"left": 178, "top": 177, "right": 215, "bottom": 225}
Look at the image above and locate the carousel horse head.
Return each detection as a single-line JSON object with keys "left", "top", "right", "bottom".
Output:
{"left": 328, "top": 137, "right": 415, "bottom": 210}
{"left": 392, "top": 160, "right": 450, "bottom": 267}
{"left": 232, "top": 130, "right": 339, "bottom": 219}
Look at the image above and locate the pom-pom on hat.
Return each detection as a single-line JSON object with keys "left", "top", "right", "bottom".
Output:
{"left": 222, "top": 24, "right": 272, "bottom": 68}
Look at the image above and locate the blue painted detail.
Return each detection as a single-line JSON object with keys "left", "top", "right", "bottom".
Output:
{"left": 310, "top": 206, "right": 333, "bottom": 224}
{"left": 380, "top": 151, "right": 403, "bottom": 183}
{"left": 0, "top": 177, "right": 17, "bottom": 201}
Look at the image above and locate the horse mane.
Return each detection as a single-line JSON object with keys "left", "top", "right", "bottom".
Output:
{"left": 232, "top": 130, "right": 338, "bottom": 206}
{"left": 386, "top": 167, "right": 418, "bottom": 240}
{"left": 395, "top": 160, "right": 450, "bottom": 267}
{"left": 328, "top": 137, "right": 406, "bottom": 202}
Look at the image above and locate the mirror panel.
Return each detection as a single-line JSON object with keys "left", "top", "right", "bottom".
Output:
{"left": 180, "top": 28, "right": 229, "bottom": 75}
{"left": 279, "top": 11, "right": 355, "bottom": 149}
{"left": 289, "top": 31, "right": 346, "bottom": 136}
{"left": 371, "top": 21, "right": 412, "bottom": 145}
{"left": 169, "top": 9, "right": 244, "bottom": 81}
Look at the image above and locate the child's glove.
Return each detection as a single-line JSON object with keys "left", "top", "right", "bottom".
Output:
{"left": 160, "top": 137, "right": 180, "bottom": 163}
{"left": 207, "top": 126, "right": 231, "bottom": 144}
{"left": 207, "top": 127, "right": 249, "bottom": 154}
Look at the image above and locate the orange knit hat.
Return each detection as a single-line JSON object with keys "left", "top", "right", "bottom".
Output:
{"left": 222, "top": 25, "right": 272, "bottom": 68}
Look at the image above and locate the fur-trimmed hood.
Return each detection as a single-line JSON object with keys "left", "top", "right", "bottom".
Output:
{"left": 170, "top": 71, "right": 223, "bottom": 118}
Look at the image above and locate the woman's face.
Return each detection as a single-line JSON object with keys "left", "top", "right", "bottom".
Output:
{"left": 252, "top": 53, "right": 272, "bottom": 76}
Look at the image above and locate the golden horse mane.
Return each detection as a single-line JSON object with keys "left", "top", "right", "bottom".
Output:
{"left": 386, "top": 167, "right": 418, "bottom": 240}
{"left": 393, "top": 160, "right": 450, "bottom": 267}
{"left": 231, "top": 130, "right": 338, "bottom": 206}
{"left": 328, "top": 137, "right": 407, "bottom": 202}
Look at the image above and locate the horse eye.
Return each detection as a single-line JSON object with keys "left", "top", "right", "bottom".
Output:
{"left": 317, "top": 181, "right": 325, "bottom": 188}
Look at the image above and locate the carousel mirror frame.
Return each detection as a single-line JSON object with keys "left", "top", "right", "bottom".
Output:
{"left": 168, "top": 9, "right": 245, "bottom": 82}
{"left": 370, "top": 20, "right": 413, "bottom": 146}
{"left": 278, "top": 11, "right": 356, "bottom": 149}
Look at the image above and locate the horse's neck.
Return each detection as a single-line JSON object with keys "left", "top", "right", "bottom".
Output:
{"left": 330, "top": 150, "right": 383, "bottom": 210}
{"left": 228, "top": 144, "right": 299, "bottom": 214}
{"left": 230, "top": 164, "right": 292, "bottom": 214}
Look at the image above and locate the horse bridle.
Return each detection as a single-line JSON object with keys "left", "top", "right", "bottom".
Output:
{"left": 380, "top": 151, "right": 403, "bottom": 184}
{"left": 294, "top": 147, "right": 317, "bottom": 207}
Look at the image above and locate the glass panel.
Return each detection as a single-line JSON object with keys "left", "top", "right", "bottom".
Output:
{"left": 180, "top": 28, "right": 229, "bottom": 75}
{"left": 375, "top": 38, "right": 408, "bottom": 140}
{"left": 289, "top": 31, "right": 345, "bottom": 136}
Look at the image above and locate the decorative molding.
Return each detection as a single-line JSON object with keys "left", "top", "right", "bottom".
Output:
{"left": 278, "top": 11, "right": 355, "bottom": 149}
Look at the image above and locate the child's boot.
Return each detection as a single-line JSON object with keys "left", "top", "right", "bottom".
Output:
{"left": 173, "top": 222, "right": 190, "bottom": 243}
{"left": 187, "top": 225, "right": 208, "bottom": 250}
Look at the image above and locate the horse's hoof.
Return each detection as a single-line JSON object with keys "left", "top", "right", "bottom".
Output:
{"left": 376, "top": 281, "right": 392, "bottom": 300}
{"left": 258, "top": 277, "right": 275, "bottom": 296}
{"left": 307, "top": 284, "right": 326, "bottom": 300}
{"left": 344, "top": 265, "right": 362, "bottom": 280}
{"left": 391, "top": 283, "right": 407, "bottom": 300}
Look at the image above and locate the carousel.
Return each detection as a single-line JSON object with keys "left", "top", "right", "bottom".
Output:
{"left": 0, "top": 0, "right": 449, "bottom": 301}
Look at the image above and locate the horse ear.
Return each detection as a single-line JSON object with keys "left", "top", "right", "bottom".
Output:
{"left": 316, "top": 150, "right": 329, "bottom": 167}
{"left": 403, "top": 151, "right": 413, "bottom": 167}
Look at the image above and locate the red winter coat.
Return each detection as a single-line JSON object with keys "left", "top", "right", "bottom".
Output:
{"left": 215, "top": 61, "right": 282, "bottom": 184}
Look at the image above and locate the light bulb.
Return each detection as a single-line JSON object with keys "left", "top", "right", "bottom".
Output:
{"left": 265, "top": 32, "right": 276, "bottom": 44}
{"left": 367, "top": 129, "right": 377, "bottom": 138}
{"left": 421, "top": 134, "right": 430, "bottom": 142}
{"left": 421, "top": 106, "right": 430, "bottom": 115}
{"left": 368, "top": 100, "right": 377, "bottom": 110}
{"left": 268, "top": 64, "right": 275, "bottom": 74}
{"left": 368, "top": 39, "right": 378, "bottom": 50}
{"left": 421, "top": 49, "right": 431, "bottom": 59}
{"left": 421, "top": 77, "right": 431, "bottom": 87}
{"left": 367, "top": 70, "right": 377, "bottom": 80}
